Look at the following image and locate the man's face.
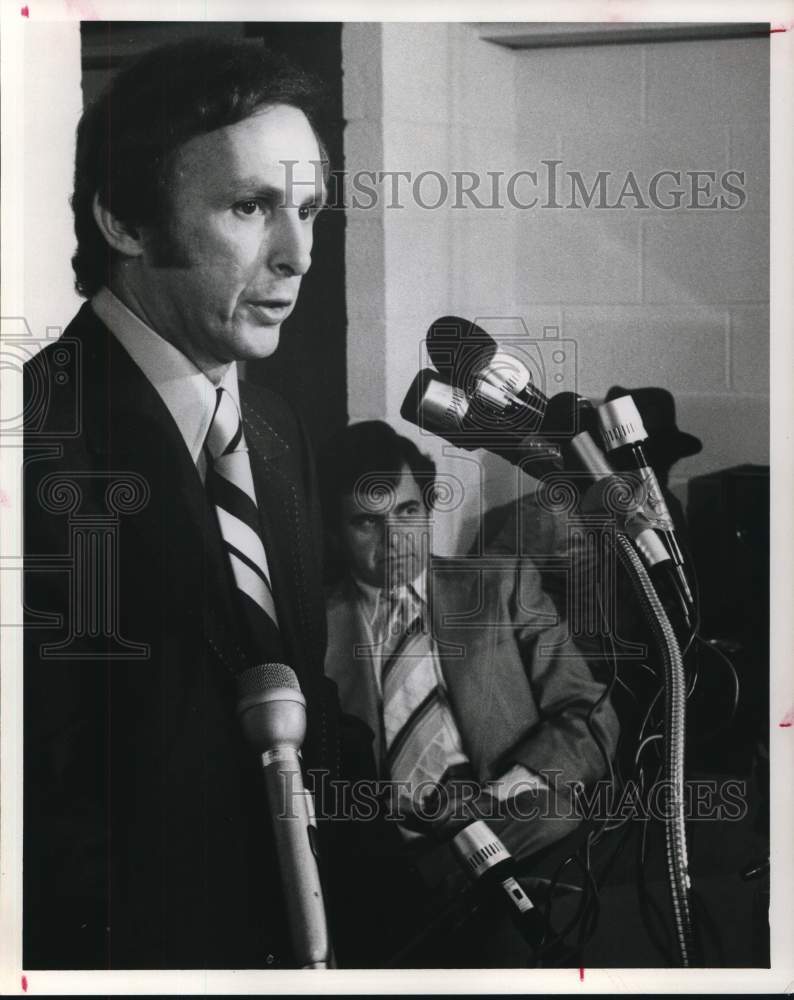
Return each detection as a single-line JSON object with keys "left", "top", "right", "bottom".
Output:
{"left": 338, "top": 465, "right": 431, "bottom": 590}
{"left": 131, "top": 104, "right": 324, "bottom": 374}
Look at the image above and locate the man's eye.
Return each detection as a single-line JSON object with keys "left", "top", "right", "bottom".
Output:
{"left": 234, "top": 199, "right": 267, "bottom": 217}
{"left": 353, "top": 516, "right": 378, "bottom": 529}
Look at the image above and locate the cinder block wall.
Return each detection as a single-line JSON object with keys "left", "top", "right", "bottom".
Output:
{"left": 514, "top": 35, "right": 769, "bottom": 500}
{"left": 344, "top": 22, "right": 525, "bottom": 554}
{"left": 343, "top": 25, "right": 769, "bottom": 552}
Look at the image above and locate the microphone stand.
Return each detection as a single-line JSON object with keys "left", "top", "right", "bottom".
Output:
{"left": 611, "top": 534, "right": 695, "bottom": 967}
{"left": 401, "top": 368, "right": 696, "bottom": 966}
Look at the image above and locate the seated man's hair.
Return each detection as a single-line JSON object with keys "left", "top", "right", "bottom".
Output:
{"left": 318, "top": 420, "right": 437, "bottom": 534}
{"left": 72, "top": 36, "right": 328, "bottom": 298}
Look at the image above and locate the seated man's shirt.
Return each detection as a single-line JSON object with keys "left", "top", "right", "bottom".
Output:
{"left": 352, "top": 569, "right": 547, "bottom": 816}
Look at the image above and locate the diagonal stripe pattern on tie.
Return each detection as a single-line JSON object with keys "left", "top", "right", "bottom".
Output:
{"left": 379, "top": 585, "right": 471, "bottom": 812}
{"left": 205, "top": 387, "right": 281, "bottom": 647}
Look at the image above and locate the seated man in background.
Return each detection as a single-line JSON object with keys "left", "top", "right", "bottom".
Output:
{"left": 319, "top": 420, "right": 619, "bottom": 966}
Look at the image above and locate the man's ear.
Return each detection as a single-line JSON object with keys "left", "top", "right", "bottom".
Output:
{"left": 91, "top": 192, "right": 144, "bottom": 257}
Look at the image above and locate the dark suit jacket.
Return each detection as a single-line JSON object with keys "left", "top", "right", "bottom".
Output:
{"left": 23, "top": 303, "right": 336, "bottom": 969}
{"left": 325, "top": 557, "right": 620, "bottom": 864}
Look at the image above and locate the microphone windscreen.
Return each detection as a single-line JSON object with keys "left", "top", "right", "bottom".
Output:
{"left": 236, "top": 662, "right": 300, "bottom": 698}
{"left": 541, "top": 392, "right": 579, "bottom": 436}
{"left": 426, "top": 316, "right": 496, "bottom": 382}
{"left": 541, "top": 392, "right": 602, "bottom": 441}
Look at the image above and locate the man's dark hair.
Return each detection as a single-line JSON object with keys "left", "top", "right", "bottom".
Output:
{"left": 72, "top": 36, "right": 328, "bottom": 298}
{"left": 318, "top": 420, "right": 437, "bottom": 538}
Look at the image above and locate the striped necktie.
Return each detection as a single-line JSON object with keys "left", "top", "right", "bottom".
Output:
{"left": 205, "top": 387, "right": 281, "bottom": 653}
{"left": 379, "top": 585, "right": 473, "bottom": 814}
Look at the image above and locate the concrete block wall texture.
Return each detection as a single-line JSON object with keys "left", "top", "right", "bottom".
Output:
{"left": 514, "top": 34, "right": 769, "bottom": 506}
{"left": 343, "top": 22, "right": 522, "bottom": 554}
{"left": 342, "top": 24, "right": 769, "bottom": 552}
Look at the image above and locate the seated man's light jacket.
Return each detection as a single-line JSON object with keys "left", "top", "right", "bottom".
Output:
{"left": 325, "top": 553, "right": 619, "bottom": 861}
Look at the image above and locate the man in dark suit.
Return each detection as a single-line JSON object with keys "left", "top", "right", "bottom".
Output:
{"left": 319, "top": 421, "right": 619, "bottom": 965}
{"left": 23, "top": 38, "right": 338, "bottom": 970}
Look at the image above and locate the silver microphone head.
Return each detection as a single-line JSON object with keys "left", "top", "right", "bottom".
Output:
{"left": 401, "top": 369, "right": 470, "bottom": 434}
{"left": 451, "top": 819, "right": 512, "bottom": 879}
{"left": 476, "top": 351, "right": 532, "bottom": 402}
{"left": 598, "top": 394, "right": 648, "bottom": 451}
{"left": 236, "top": 662, "right": 306, "bottom": 753}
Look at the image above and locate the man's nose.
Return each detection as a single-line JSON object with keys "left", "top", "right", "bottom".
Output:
{"left": 387, "top": 521, "right": 414, "bottom": 551}
{"left": 269, "top": 210, "right": 313, "bottom": 278}
{"left": 386, "top": 520, "right": 403, "bottom": 551}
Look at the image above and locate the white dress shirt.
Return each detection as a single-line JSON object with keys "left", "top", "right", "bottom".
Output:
{"left": 92, "top": 286, "right": 239, "bottom": 482}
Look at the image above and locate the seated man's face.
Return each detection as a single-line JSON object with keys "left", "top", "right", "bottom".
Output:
{"left": 133, "top": 103, "right": 325, "bottom": 372}
{"left": 338, "top": 465, "right": 430, "bottom": 589}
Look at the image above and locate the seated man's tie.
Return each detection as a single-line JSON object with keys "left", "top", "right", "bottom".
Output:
{"left": 378, "top": 585, "right": 473, "bottom": 815}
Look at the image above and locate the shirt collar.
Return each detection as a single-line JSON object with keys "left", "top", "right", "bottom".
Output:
{"left": 352, "top": 569, "right": 428, "bottom": 624}
{"left": 92, "top": 287, "right": 239, "bottom": 469}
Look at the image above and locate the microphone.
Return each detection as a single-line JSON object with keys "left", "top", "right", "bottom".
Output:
{"left": 236, "top": 663, "right": 333, "bottom": 969}
{"left": 450, "top": 820, "right": 547, "bottom": 955}
{"left": 424, "top": 315, "right": 488, "bottom": 381}
{"left": 598, "top": 393, "right": 695, "bottom": 613}
{"left": 420, "top": 318, "right": 692, "bottom": 622}
{"left": 400, "top": 369, "right": 564, "bottom": 479}
{"left": 426, "top": 316, "right": 548, "bottom": 432}
{"left": 541, "top": 391, "right": 693, "bottom": 623}
{"left": 401, "top": 372, "right": 684, "bottom": 608}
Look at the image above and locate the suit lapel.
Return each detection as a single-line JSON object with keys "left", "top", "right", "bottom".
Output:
{"left": 431, "top": 557, "right": 535, "bottom": 781}
{"left": 73, "top": 307, "right": 246, "bottom": 672}
{"left": 431, "top": 559, "right": 496, "bottom": 778}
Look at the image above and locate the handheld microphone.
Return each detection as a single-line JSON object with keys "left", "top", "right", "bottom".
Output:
{"left": 236, "top": 663, "right": 333, "bottom": 969}
{"left": 450, "top": 820, "right": 547, "bottom": 954}
{"left": 598, "top": 394, "right": 695, "bottom": 613}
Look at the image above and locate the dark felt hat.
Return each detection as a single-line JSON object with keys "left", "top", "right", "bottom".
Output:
{"left": 604, "top": 385, "right": 702, "bottom": 466}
